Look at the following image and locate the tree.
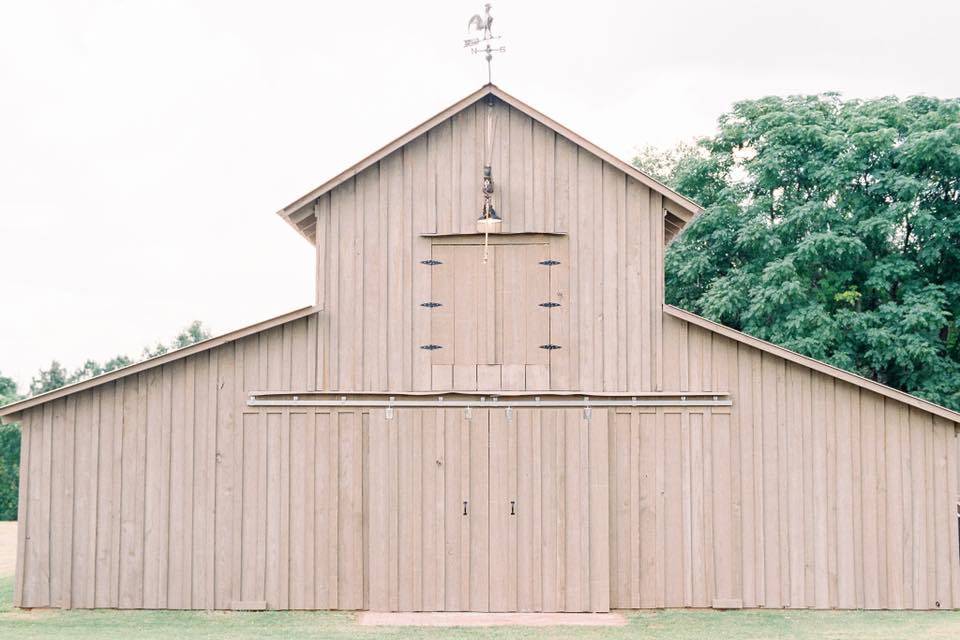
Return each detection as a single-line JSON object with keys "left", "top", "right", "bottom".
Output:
{"left": 144, "top": 320, "right": 210, "bottom": 359}
{"left": 640, "top": 94, "right": 960, "bottom": 411}
{"left": 0, "top": 372, "right": 21, "bottom": 520}
{"left": 29, "top": 360, "right": 68, "bottom": 396}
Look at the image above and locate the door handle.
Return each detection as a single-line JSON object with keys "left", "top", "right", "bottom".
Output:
{"left": 510, "top": 500, "right": 516, "bottom": 516}
{"left": 463, "top": 500, "right": 468, "bottom": 516}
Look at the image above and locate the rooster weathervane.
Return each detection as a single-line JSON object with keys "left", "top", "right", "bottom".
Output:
{"left": 464, "top": 3, "right": 505, "bottom": 83}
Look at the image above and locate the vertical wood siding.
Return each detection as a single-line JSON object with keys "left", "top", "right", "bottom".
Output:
{"left": 313, "top": 98, "right": 665, "bottom": 393}
{"left": 605, "top": 313, "right": 960, "bottom": 610}
{"left": 15, "top": 315, "right": 319, "bottom": 609}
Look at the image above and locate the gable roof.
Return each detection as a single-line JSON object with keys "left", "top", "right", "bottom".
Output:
{"left": 0, "top": 305, "right": 319, "bottom": 422}
{"left": 664, "top": 305, "right": 960, "bottom": 425}
{"left": 278, "top": 83, "right": 702, "bottom": 244}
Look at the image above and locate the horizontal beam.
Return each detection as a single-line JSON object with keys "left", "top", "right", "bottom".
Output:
{"left": 247, "top": 395, "right": 732, "bottom": 409}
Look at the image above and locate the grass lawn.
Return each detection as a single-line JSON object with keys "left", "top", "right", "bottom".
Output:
{"left": 0, "top": 574, "right": 957, "bottom": 640}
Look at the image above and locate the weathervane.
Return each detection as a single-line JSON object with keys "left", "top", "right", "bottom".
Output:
{"left": 464, "top": 3, "right": 505, "bottom": 84}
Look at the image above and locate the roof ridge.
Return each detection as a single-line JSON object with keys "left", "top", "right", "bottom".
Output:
{"left": 277, "top": 84, "right": 702, "bottom": 243}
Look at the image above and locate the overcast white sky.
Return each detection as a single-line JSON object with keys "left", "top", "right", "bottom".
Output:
{"left": 1, "top": 0, "right": 958, "bottom": 391}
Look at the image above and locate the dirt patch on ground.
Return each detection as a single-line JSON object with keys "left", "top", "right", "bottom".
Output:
{"left": 0, "top": 521, "right": 16, "bottom": 577}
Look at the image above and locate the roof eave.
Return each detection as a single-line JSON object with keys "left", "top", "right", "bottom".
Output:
{"left": 0, "top": 304, "right": 320, "bottom": 419}
{"left": 664, "top": 305, "right": 960, "bottom": 425}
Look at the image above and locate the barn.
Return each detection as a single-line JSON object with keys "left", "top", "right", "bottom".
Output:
{"left": 3, "top": 84, "right": 960, "bottom": 612}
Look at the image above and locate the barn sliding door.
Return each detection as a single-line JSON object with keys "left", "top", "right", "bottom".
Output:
{"left": 366, "top": 406, "right": 609, "bottom": 612}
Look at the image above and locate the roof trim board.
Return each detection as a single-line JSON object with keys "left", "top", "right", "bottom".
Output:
{"left": 278, "top": 84, "right": 703, "bottom": 243}
{"left": 0, "top": 305, "right": 319, "bottom": 421}
{"left": 664, "top": 304, "right": 960, "bottom": 424}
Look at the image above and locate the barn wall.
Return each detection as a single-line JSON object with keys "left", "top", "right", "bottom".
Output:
{"left": 312, "top": 97, "right": 666, "bottom": 394}
{"left": 608, "top": 312, "right": 960, "bottom": 610}
{"left": 13, "top": 314, "right": 322, "bottom": 610}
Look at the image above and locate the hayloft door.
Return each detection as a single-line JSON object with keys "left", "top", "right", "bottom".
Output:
{"left": 428, "top": 239, "right": 552, "bottom": 391}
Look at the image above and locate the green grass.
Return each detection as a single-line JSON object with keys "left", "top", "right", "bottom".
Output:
{"left": 0, "top": 575, "right": 958, "bottom": 639}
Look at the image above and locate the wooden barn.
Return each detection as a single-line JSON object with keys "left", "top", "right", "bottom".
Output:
{"left": 3, "top": 84, "right": 960, "bottom": 612}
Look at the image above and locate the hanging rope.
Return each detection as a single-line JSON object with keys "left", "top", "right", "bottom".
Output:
{"left": 481, "top": 96, "right": 498, "bottom": 264}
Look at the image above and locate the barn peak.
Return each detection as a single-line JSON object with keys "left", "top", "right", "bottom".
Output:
{"left": 277, "top": 84, "right": 701, "bottom": 244}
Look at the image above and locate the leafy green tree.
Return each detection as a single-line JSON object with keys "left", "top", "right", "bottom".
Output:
{"left": 29, "top": 360, "right": 68, "bottom": 395}
{"left": 142, "top": 320, "right": 210, "bottom": 359}
{"left": 639, "top": 94, "right": 960, "bottom": 410}
{"left": 172, "top": 320, "right": 210, "bottom": 349}
{"left": 0, "top": 372, "right": 21, "bottom": 520}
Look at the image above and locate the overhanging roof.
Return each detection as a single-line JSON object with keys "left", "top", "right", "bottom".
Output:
{"left": 664, "top": 305, "right": 960, "bottom": 425}
{"left": 0, "top": 305, "right": 319, "bottom": 422}
{"left": 278, "top": 83, "right": 702, "bottom": 244}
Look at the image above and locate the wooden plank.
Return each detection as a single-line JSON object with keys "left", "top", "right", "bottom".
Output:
{"left": 48, "top": 404, "right": 65, "bottom": 607}
{"left": 339, "top": 410, "right": 364, "bottom": 609}
{"left": 548, "top": 238, "right": 571, "bottom": 390}
{"left": 488, "top": 408, "right": 510, "bottom": 611}
{"left": 933, "top": 418, "right": 951, "bottom": 608}
{"left": 397, "top": 409, "right": 417, "bottom": 610}
{"left": 420, "top": 409, "right": 444, "bottom": 610}
{"left": 118, "top": 376, "right": 145, "bottom": 608}
{"left": 690, "top": 411, "right": 707, "bottom": 607}
{"left": 637, "top": 411, "right": 656, "bottom": 607}
{"left": 70, "top": 391, "right": 95, "bottom": 607}
{"left": 884, "top": 400, "right": 905, "bottom": 608}
{"left": 158, "top": 366, "right": 173, "bottom": 609}
{"left": 409, "top": 135, "right": 432, "bottom": 391}
{"left": 787, "top": 366, "right": 805, "bottom": 608}
{"left": 539, "top": 409, "right": 559, "bottom": 611}
{"left": 313, "top": 411, "right": 333, "bottom": 609}
{"left": 263, "top": 412, "right": 281, "bottom": 608}
{"left": 910, "top": 408, "right": 929, "bottom": 608}
{"left": 710, "top": 408, "right": 734, "bottom": 606}
{"left": 456, "top": 105, "right": 478, "bottom": 235}
{"left": 945, "top": 416, "right": 960, "bottom": 608}
{"left": 531, "top": 409, "right": 543, "bottom": 612}
{"left": 851, "top": 389, "right": 864, "bottom": 608}
{"left": 662, "top": 411, "right": 682, "bottom": 607}
{"left": 58, "top": 397, "right": 77, "bottom": 609}
{"left": 860, "top": 393, "right": 881, "bottom": 609}
{"left": 736, "top": 347, "right": 757, "bottom": 607}
{"left": 431, "top": 244, "right": 455, "bottom": 369}
{"left": 601, "top": 164, "right": 621, "bottom": 391}
{"left": 109, "top": 380, "right": 124, "bottom": 608}
{"left": 14, "top": 409, "right": 31, "bottom": 607}
{"left": 507, "top": 408, "right": 518, "bottom": 611}
{"left": 576, "top": 149, "right": 598, "bottom": 391}
{"left": 525, "top": 244, "right": 551, "bottom": 377}
{"left": 760, "top": 355, "right": 781, "bottom": 607}
{"left": 303, "top": 410, "right": 317, "bottom": 608}
{"left": 214, "top": 347, "right": 235, "bottom": 609}
{"left": 237, "top": 412, "right": 258, "bottom": 605}
{"left": 441, "top": 409, "right": 462, "bottom": 611}
{"left": 588, "top": 409, "right": 610, "bottom": 612}
{"left": 469, "top": 409, "right": 490, "bottom": 611}
{"left": 609, "top": 411, "right": 630, "bottom": 607}
{"left": 289, "top": 412, "right": 309, "bottom": 608}
{"left": 203, "top": 353, "right": 218, "bottom": 609}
